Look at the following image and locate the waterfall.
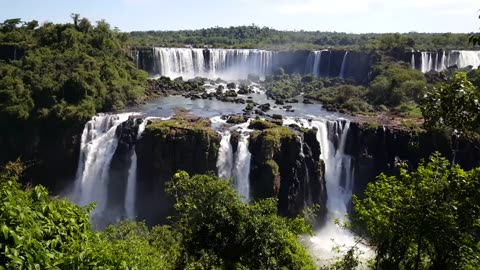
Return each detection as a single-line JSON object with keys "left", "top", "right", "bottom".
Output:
{"left": 216, "top": 132, "right": 234, "bottom": 180}
{"left": 439, "top": 51, "right": 446, "bottom": 71}
{"left": 339, "top": 51, "right": 348, "bottom": 79}
{"left": 232, "top": 133, "right": 252, "bottom": 202}
{"left": 297, "top": 134, "right": 313, "bottom": 207}
{"left": 455, "top": 50, "right": 480, "bottom": 69}
{"left": 417, "top": 50, "right": 480, "bottom": 73}
{"left": 305, "top": 50, "right": 325, "bottom": 77}
{"left": 135, "top": 50, "right": 140, "bottom": 69}
{"left": 411, "top": 50, "right": 415, "bottom": 69}
{"left": 72, "top": 113, "right": 133, "bottom": 212}
{"left": 124, "top": 119, "right": 149, "bottom": 219}
{"left": 215, "top": 118, "right": 253, "bottom": 202}
{"left": 306, "top": 119, "right": 358, "bottom": 259}
{"left": 151, "top": 47, "right": 277, "bottom": 79}
{"left": 434, "top": 53, "right": 439, "bottom": 72}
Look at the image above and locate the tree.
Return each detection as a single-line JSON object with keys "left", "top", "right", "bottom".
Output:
{"left": 167, "top": 171, "right": 316, "bottom": 269}
{"left": 421, "top": 72, "right": 480, "bottom": 136}
{"left": 352, "top": 153, "right": 480, "bottom": 270}
{"left": 468, "top": 13, "right": 480, "bottom": 46}
{"left": 1, "top": 18, "right": 22, "bottom": 32}
{"left": 0, "top": 161, "right": 177, "bottom": 269}
{"left": 71, "top": 13, "right": 80, "bottom": 28}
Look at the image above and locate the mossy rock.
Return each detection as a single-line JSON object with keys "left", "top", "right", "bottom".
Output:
{"left": 226, "top": 115, "right": 247, "bottom": 124}
{"left": 250, "top": 126, "right": 297, "bottom": 155}
{"left": 146, "top": 113, "right": 218, "bottom": 142}
{"left": 248, "top": 119, "right": 282, "bottom": 130}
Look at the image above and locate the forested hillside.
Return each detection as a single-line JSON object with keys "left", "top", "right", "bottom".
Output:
{"left": 129, "top": 25, "right": 475, "bottom": 50}
{"left": 0, "top": 15, "right": 147, "bottom": 125}
{"left": 0, "top": 16, "right": 148, "bottom": 173}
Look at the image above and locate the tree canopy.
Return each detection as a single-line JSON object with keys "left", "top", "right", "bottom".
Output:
{"left": 129, "top": 26, "right": 474, "bottom": 51}
{"left": 421, "top": 72, "right": 480, "bottom": 136}
{"left": 0, "top": 16, "right": 147, "bottom": 125}
{"left": 352, "top": 153, "right": 480, "bottom": 270}
{"left": 0, "top": 162, "right": 316, "bottom": 269}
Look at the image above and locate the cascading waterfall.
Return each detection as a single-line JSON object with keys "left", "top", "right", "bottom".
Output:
{"left": 305, "top": 50, "right": 326, "bottom": 77}
{"left": 72, "top": 113, "right": 134, "bottom": 212}
{"left": 416, "top": 50, "right": 480, "bottom": 73}
{"left": 232, "top": 133, "right": 252, "bottom": 202}
{"left": 124, "top": 118, "right": 150, "bottom": 219}
{"left": 411, "top": 49, "right": 415, "bottom": 69}
{"left": 300, "top": 119, "right": 360, "bottom": 262}
{"left": 215, "top": 118, "right": 252, "bottom": 202}
{"left": 151, "top": 47, "right": 277, "bottom": 79}
{"left": 297, "top": 134, "right": 313, "bottom": 207}
{"left": 339, "top": 51, "right": 349, "bottom": 79}
{"left": 216, "top": 131, "right": 234, "bottom": 180}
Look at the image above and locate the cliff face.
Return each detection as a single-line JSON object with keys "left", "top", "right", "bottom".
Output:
{"left": 106, "top": 117, "right": 143, "bottom": 214}
{"left": 135, "top": 115, "right": 221, "bottom": 225}
{"left": 0, "top": 118, "right": 82, "bottom": 193}
{"left": 248, "top": 125, "right": 327, "bottom": 221}
{"left": 346, "top": 123, "right": 480, "bottom": 196}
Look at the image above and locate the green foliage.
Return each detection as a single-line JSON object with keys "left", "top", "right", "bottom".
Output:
{"left": 367, "top": 61, "right": 427, "bottom": 108}
{"left": 0, "top": 16, "right": 148, "bottom": 126}
{"left": 0, "top": 160, "right": 317, "bottom": 269}
{"left": 167, "top": 171, "right": 316, "bottom": 269}
{"left": 248, "top": 119, "right": 281, "bottom": 130}
{"left": 262, "top": 58, "right": 427, "bottom": 116}
{"left": 128, "top": 25, "right": 473, "bottom": 51}
{"left": 147, "top": 76, "right": 206, "bottom": 95}
{"left": 352, "top": 153, "right": 480, "bottom": 269}
{"left": 146, "top": 112, "right": 218, "bottom": 139}
{"left": 421, "top": 72, "right": 480, "bottom": 135}
{"left": 97, "top": 221, "right": 179, "bottom": 270}
{"left": 0, "top": 161, "right": 101, "bottom": 269}
{"left": 362, "top": 121, "right": 380, "bottom": 131}
{"left": 312, "top": 84, "right": 372, "bottom": 113}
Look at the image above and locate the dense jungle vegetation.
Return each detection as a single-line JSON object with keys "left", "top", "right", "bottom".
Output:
{"left": 1, "top": 15, "right": 480, "bottom": 269}
{"left": 129, "top": 25, "right": 475, "bottom": 51}
{"left": 0, "top": 163, "right": 316, "bottom": 269}
{"left": 0, "top": 16, "right": 147, "bottom": 126}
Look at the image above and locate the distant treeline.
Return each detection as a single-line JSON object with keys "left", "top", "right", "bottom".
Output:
{"left": 129, "top": 25, "right": 477, "bottom": 51}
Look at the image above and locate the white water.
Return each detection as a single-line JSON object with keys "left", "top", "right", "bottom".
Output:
{"left": 305, "top": 50, "right": 327, "bottom": 77}
{"left": 411, "top": 49, "right": 415, "bottom": 69}
{"left": 339, "top": 52, "right": 349, "bottom": 79}
{"left": 214, "top": 118, "right": 252, "bottom": 201}
{"left": 73, "top": 113, "right": 134, "bottom": 212}
{"left": 152, "top": 47, "right": 277, "bottom": 80}
{"left": 216, "top": 131, "right": 234, "bottom": 180}
{"left": 415, "top": 50, "right": 480, "bottom": 73}
{"left": 232, "top": 133, "right": 252, "bottom": 202}
{"left": 124, "top": 118, "right": 151, "bottom": 219}
{"left": 300, "top": 120, "right": 369, "bottom": 265}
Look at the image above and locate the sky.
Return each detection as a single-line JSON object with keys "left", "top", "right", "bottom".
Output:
{"left": 0, "top": 0, "right": 479, "bottom": 33}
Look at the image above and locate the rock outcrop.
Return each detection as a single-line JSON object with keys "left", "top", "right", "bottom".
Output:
{"left": 107, "top": 117, "right": 143, "bottom": 214}
{"left": 346, "top": 122, "right": 480, "bottom": 197}
{"left": 248, "top": 125, "right": 327, "bottom": 221}
{"left": 135, "top": 114, "right": 221, "bottom": 225}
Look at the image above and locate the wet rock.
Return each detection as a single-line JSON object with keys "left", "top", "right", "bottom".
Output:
{"left": 258, "top": 103, "right": 271, "bottom": 112}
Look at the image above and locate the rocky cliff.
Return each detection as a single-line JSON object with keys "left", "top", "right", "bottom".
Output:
{"left": 346, "top": 123, "right": 480, "bottom": 197}
{"left": 248, "top": 121, "right": 327, "bottom": 221}
{"left": 135, "top": 114, "right": 221, "bottom": 225}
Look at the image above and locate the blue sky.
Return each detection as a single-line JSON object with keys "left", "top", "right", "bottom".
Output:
{"left": 1, "top": 0, "right": 479, "bottom": 33}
